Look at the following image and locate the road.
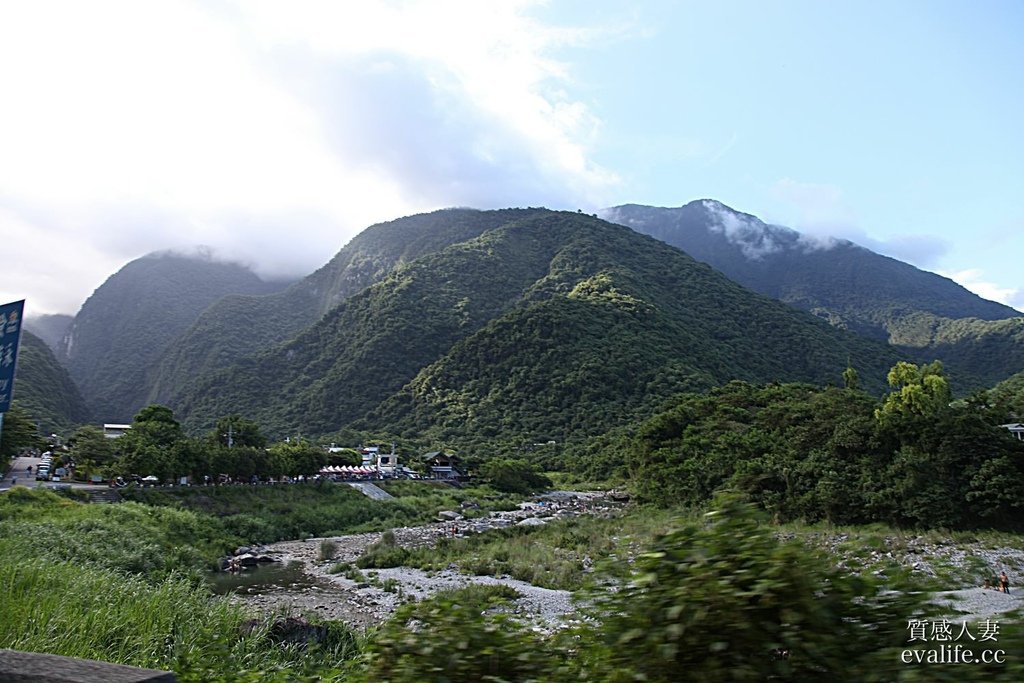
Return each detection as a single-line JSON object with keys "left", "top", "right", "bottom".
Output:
{"left": 0, "top": 453, "right": 44, "bottom": 490}
{"left": 1, "top": 454, "right": 107, "bottom": 493}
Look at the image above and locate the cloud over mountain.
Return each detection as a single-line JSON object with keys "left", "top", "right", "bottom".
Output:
{"left": 0, "top": 0, "right": 617, "bottom": 315}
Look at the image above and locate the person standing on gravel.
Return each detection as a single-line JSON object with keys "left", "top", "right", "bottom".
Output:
{"left": 1000, "top": 571, "right": 1010, "bottom": 594}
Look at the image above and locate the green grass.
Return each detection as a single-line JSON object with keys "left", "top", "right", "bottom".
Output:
{"left": 0, "top": 487, "right": 373, "bottom": 680}
{"left": 0, "top": 544, "right": 360, "bottom": 680}
{"left": 0, "top": 488, "right": 239, "bottom": 581}
{"left": 781, "top": 520, "right": 1024, "bottom": 592}
{"left": 121, "top": 481, "right": 524, "bottom": 543}
{"left": 358, "top": 507, "right": 679, "bottom": 590}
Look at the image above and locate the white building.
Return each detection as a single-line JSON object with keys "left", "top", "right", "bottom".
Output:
{"left": 1002, "top": 423, "right": 1024, "bottom": 441}
{"left": 103, "top": 424, "right": 131, "bottom": 439}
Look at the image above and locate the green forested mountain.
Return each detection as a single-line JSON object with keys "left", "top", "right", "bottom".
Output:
{"left": 171, "top": 210, "right": 899, "bottom": 446}
{"left": 60, "top": 253, "right": 290, "bottom": 423}
{"left": 12, "top": 330, "right": 90, "bottom": 434}
{"left": 603, "top": 200, "right": 1024, "bottom": 389}
{"left": 148, "top": 208, "right": 549, "bottom": 407}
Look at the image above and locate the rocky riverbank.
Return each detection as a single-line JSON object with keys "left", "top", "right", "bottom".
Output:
{"left": 221, "top": 492, "right": 1024, "bottom": 630}
{"left": 222, "top": 490, "right": 619, "bottom": 629}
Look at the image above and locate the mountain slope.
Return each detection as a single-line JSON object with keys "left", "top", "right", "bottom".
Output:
{"left": 171, "top": 210, "right": 899, "bottom": 445}
{"left": 602, "top": 200, "right": 1024, "bottom": 387}
{"left": 13, "top": 330, "right": 90, "bottom": 434}
{"left": 60, "top": 253, "right": 289, "bottom": 422}
{"left": 24, "top": 314, "right": 73, "bottom": 355}
{"left": 148, "top": 208, "right": 549, "bottom": 407}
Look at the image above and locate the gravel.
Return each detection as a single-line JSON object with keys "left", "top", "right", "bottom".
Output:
{"left": 934, "top": 587, "right": 1024, "bottom": 623}
{"left": 223, "top": 492, "right": 1024, "bottom": 631}
{"left": 224, "top": 491, "right": 616, "bottom": 630}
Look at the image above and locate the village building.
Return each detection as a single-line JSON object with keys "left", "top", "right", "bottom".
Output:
{"left": 1002, "top": 423, "right": 1024, "bottom": 441}
{"left": 422, "top": 451, "right": 463, "bottom": 480}
{"left": 102, "top": 423, "right": 131, "bottom": 439}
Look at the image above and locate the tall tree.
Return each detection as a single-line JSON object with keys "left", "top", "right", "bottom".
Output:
{"left": 268, "top": 438, "right": 326, "bottom": 477}
{"left": 113, "top": 405, "right": 184, "bottom": 478}
{"left": 0, "top": 404, "right": 43, "bottom": 457}
{"left": 876, "top": 361, "right": 951, "bottom": 422}
{"left": 211, "top": 415, "right": 266, "bottom": 449}
{"left": 67, "top": 425, "right": 116, "bottom": 478}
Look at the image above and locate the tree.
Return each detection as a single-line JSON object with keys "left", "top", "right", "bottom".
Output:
{"left": 67, "top": 425, "right": 116, "bottom": 479}
{"left": 842, "top": 364, "right": 859, "bottom": 390}
{"left": 478, "top": 458, "right": 551, "bottom": 494}
{"left": 0, "top": 404, "right": 43, "bottom": 457}
{"left": 268, "top": 438, "right": 326, "bottom": 477}
{"left": 876, "top": 361, "right": 951, "bottom": 422}
{"left": 127, "top": 405, "right": 182, "bottom": 448}
{"left": 326, "top": 447, "right": 360, "bottom": 467}
{"left": 210, "top": 415, "right": 266, "bottom": 449}
{"left": 113, "top": 405, "right": 184, "bottom": 478}
{"left": 577, "top": 496, "right": 927, "bottom": 682}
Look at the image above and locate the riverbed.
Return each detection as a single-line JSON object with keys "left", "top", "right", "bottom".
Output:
{"left": 219, "top": 491, "right": 615, "bottom": 629}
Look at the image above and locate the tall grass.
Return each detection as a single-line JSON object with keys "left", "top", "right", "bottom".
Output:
{"left": 0, "top": 545, "right": 358, "bottom": 678}
{"left": 358, "top": 508, "right": 679, "bottom": 590}
{"left": 0, "top": 488, "right": 239, "bottom": 580}
{"left": 0, "top": 488, "right": 365, "bottom": 680}
{"left": 121, "top": 481, "right": 524, "bottom": 543}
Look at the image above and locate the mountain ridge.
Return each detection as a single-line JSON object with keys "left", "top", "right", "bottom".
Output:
{"left": 147, "top": 208, "right": 550, "bottom": 407}
{"left": 603, "top": 199, "right": 1024, "bottom": 388}
{"left": 26, "top": 199, "right": 1024, "bottom": 441}
{"left": 169, "top": 210, "right": 899, "bottom": 445}
{"left": 59, "top": 252, "right": 291, "bottom": 422}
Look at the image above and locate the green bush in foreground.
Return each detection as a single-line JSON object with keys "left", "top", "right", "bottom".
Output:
{"left": 354, "top": 585, "right": 550, "bottom": 682}
{"left": 354, "top": 497, "right": 1024, "bottom": 682}
{"left": 573, "top": 496, "right": 927, "bottom": 681}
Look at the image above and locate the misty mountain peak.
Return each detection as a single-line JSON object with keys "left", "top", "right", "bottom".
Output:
{"left": 602, "top": 198, "right": 801, "bottom": 262}
{"left": 699, "top": 199, "right": 792, "bottom": 261}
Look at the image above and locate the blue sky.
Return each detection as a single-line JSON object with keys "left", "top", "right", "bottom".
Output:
{"left": 561, "top": 0, "right": 1024, "bottom": 305}
{"left": 1, "top": 0, "right": 1022, "bottom": 315}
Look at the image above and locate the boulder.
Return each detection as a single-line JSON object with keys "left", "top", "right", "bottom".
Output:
{"left": 268, "top": 616, "right": 328, "bottom": 647}
{"left": 236, "top": 553, "right": 259, "bottom": 567}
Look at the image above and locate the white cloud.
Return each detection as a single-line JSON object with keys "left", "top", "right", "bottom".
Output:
{"left": 768, "top": 178, "right": 949, "bottom": 267}
{"left": 0, "top": 0, "right": 618, "bottom": 314}
{"left": 702, "top": 200, "right": 784, "bottom": 260}
{"left": 940, "top": 269, "right": 1023, "bottom": 312}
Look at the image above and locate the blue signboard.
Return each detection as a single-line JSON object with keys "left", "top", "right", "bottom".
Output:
{"left": 0, "top": 299, "right": 25, "bottom": 413}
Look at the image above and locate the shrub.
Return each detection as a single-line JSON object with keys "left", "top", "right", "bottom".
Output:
{"left": 355, "top": 586, "right": 555, "bottom": 682}
{"left": 319, "top": 539, "right": 339, "bottom": 562}
{"left": 355, "top": 530, "right": 410, "bottom": 569}
{"left": 574, "top": 495, "right": 930, "bottom": 682}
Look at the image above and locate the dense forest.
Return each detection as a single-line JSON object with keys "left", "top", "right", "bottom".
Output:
{"left": 169, "top": 212, "right": 899, "bottom": 444}
{"left": 58, "top": 253, "right": 290, "bottom": 422}
{"left": 8, "top": 331, "right": 90, "bottom": 434}
{"left": 606, "top": 200, "right": 1024, "bottom": 390}
{"left": 17, "top": 205, "right": 1024, "bottom": 446}
{"left": 620, "top": 362, "right": 1024, "bottom": 530}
